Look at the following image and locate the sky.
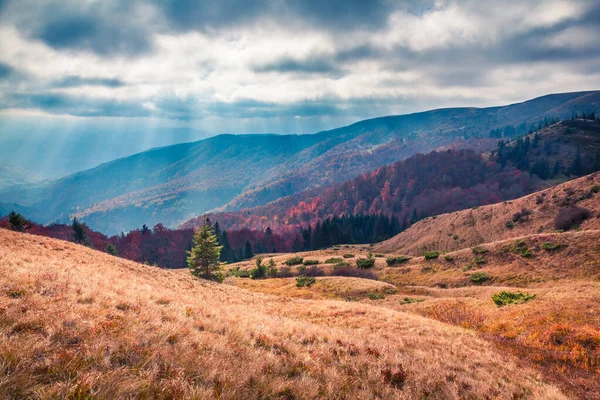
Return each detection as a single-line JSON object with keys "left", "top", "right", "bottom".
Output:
{"left": 0, "top": 0, "right": 599, "bottom": 136}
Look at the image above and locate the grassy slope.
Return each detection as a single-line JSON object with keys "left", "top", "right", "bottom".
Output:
{"left": 0, "top": 229, "right": 565, "bottom": 399}
{"left": 376, "top": 172, "right": 600, "bottom": 255}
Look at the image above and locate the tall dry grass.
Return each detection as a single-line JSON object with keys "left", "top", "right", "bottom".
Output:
{"left": 0, "top": 229, "right": 566, "bottom": 399}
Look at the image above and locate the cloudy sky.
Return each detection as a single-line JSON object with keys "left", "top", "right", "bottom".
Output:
{"left": 0, "top": 0, "right": 599, "bottom": 135}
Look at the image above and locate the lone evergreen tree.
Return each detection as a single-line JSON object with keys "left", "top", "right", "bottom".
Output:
{"left": 72, "top": 218, "right": 92, "bottom": 247}
{"left": 8, "top": 211, "right": 31, "bottom": 232}
{"left": 187, "top": 220, "right": 223, "bottom": 282}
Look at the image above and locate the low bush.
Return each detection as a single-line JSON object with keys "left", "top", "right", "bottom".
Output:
{"left": 331, "top": 265, "right": 377, "bottom": 280}
{"left": 296, "top": 276, "right": 316, "bottom": 288}
{"left": 284, "top": 256, "right": 304, "bottom": 266}
{"left": 542, "top": 242, "right": 566, "bottom": 251}
{"left": 554, "top": 206, "right": 591, "bottom": 231}
{"left": 505, "top": 220, "right": 514, "bottom": 229}
{"left": 374, "top": 253, "right": 384, "bottom": 258}
{"left": 444, "top": 255, "right": 454, "bottom": 262}
{"left": 277, "top": 266, "right": 294, "bottom": 278}
{"left": 250, "top": 258, "right": 267, "bottom": 280}
{"left": 356, "top": 257, "right": 376, "bottom": 269}
{"left": 424, "top": 251, "right": 440, "bottom": 260}
{"left": 368, "top": 293, "right": 385, "bottom": 300}
{"left": 343, "top": 254, "right": 355, "bottom": 258}
{"left": 473, "top": 256, "right": 487, "bottom": 265}
{"left": 302, "top": 259, "right": 319, "bottom": 266}
{"left": 512, "top": 207, "right": 531, "bottom": 223}
{"left": 471, "top": 247, "right": 488, "bottom": 254}
{"left": 492, "top": 291, "right": 536, "bottom": 306}
{"left": 386, "top": 256, "right": 411, "bottom": 266}
{"left": 401, "top": 297, "right": 425, "bottom": 304}
{"left": 469, "top": 272, "right": 491, "bottom": 284}
{"left": 381, "top": 365, "right": 407, "bottom": 389}
{"left": 591, "top": 185, "right": 600, "bottom": 193}
{"left": 324, "top": 257, "right": 342, "bottom": 264}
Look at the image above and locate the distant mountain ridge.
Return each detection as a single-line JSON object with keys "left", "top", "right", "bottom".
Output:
{"left": 1, "top": 90, "right": 599, "bottom": 235}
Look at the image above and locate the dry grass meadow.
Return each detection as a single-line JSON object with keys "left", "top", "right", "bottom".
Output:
{"left": 0, "top": 228, "right": 568, "bottom": 399}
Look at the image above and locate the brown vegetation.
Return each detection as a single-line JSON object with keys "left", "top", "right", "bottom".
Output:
{"left": 0, "top": 229, "right": 565, "bottom": 399}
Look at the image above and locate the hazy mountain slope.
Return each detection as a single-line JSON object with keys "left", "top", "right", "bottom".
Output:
{"left": 376, "top": 172, "right": 600, "bottom": 255}
{"left": 0, "top": 164, "right": 40, "bottom": 190}
{"left": 2, "top": 91, "right": 599, "bottom": 235}
{"left": 0, "top": 228, "right": 566, "bottom": 399}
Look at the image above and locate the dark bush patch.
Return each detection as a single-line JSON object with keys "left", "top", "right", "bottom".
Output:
{"left": 302, "top": 259, "right": 319, "bottom": 266}
{"left": 386, "top": 256, "right": 411, "bottom": 266}
{"left": 512, "top": 207, "right": 531, "bottom": 223}
{"left": 492, "top": 291, "right": 536, "bottom": 306}
{"left": 356, "top": 258, "right": 376, "bottom": 269}
{"left": 554, "top": 206, "right": 591, "bottom": 231}
{"left": 444, "top": 255, "right": 454, "bottom": 262}
{"left": 296, "top": 276, "right": 316, "bottom": 288}
{"left": 284, "top": 257, "right": 303, "bottom": 266}
{"left": 505, "top": 220, "right": 514, "bottom": 229}
{"left": 343, "top": 254, "right": 355, "bottom": 259}
{"left": 324, "top": 258, "right": 343, "bottom": 264}
{"left": 368, "top": 293, "right": 385, "bottom": 300}
{"left": 424, "top": 251, "right": 440, "bottom": 260}
{"left": 473, "top": 256, "right": 487, "bottom": 265}
{"left": 469, "top": 272, "right": 491, "bottom": 284}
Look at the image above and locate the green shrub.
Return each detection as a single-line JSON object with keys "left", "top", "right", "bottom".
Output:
{"left": 471, "top": 247, "right": 488, "bottom": 254}
{"left": 542, "top": 242, "right": 565, "bottom": 251}
{"left": 267, "top": 259, "right": 278, "bottom": 278}
{"left": 324, "top": 257, "right": 343, "bottom": 264}
{"left": 424, "top": 251, "right": 440, "bottom": 260}
{"left": 400, "top": 297, "right": 425, "bottom": 304}
{"left": 386, "top": 256, "right": 411, "bottom": 266}
{"left": 444, "top": 255, "right": 454, "bottom": 262}
{"left": 296, "top": 276, "right": 316, "bottom": 287}
{"left": 473, "top": 256, "right": 487, "bottom": 265}
{"left": 421, "top": 265, "right": 434, "bottom": 273}
{"left": 505, "top": 220, "right": 514, "bottom": 229}
{"left": 343, "top": 254, "right": 355, "bottom": 258}
{"left": 250, "top": 258, "right": 267, "bottom": 279}
{"left": 333, "top": 261, "right": 350, "bottom": 268}
{"left": 356, "top": 257, "right": 376, "bottom": 269}
{"left": 469, "top": 272, "right": 491, "bottom": 284}
{"left": 284, "top": 256, "right": 304, "bottom": 266}
{"left": 591, "top": 185, "right": 600, "bottom": 193}
{"left": 374, "top": 253, "right": 384, "bottom": 258}
{"left": 492, "top": 291, "right": 536, "bottom": 306}
{"left": 303, "top": 259, "right": 319, "bottom": 266}
{"left": 452, "top": 235, "right": 459, "bottom": 240}
{"left": 368, "top": 293, "right": 385, "bottom": 300}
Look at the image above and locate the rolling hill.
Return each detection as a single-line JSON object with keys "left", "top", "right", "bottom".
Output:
{"left": 2, "top": 91, "right": 599, "bottom": 235}
{"left": 376, "top": 172, "right": 600, "bottom": 255}
{"left": 0, "top": 228, "right": 567, "bottom": 399}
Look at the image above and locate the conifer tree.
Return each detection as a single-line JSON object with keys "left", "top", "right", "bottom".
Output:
{"left": 8, "top": 211, "right": 30, "bottom": 232}
{"left": 187, "top": 220, "right": 223, "bottom": 282}
{"left": 72, "top": 218, "right": 92, "bottom": 247}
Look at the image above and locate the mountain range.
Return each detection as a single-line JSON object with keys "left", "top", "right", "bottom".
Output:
{"left": 1, "top": 90, "right": 599, "bottom": 235}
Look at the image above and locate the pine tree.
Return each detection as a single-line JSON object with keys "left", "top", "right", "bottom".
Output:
{"left": 244, "top": 241, "right": 254, "bottom": 259}
{"left": 187, "top": 220, "right": 223, "bottom": 282}
{"left": 8, "top": 211, "right": 30, "bottom": 232}
{"left": 72, "top": 218, "right": 92, "bottom": 247}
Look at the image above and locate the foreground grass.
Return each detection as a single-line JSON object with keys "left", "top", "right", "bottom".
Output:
{"left": 0, "top": 229, "right": 566, "bottom": 399}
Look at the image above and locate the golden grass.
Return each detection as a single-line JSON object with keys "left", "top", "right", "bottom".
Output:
{"left": 229, "top": 276, "right": 397, "bottom": 300}
{"left": 377, "top": 172, "right": 600, "bottom": 255}
{"left": 0, "top": 229, "right": 566, "bottom": 399}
